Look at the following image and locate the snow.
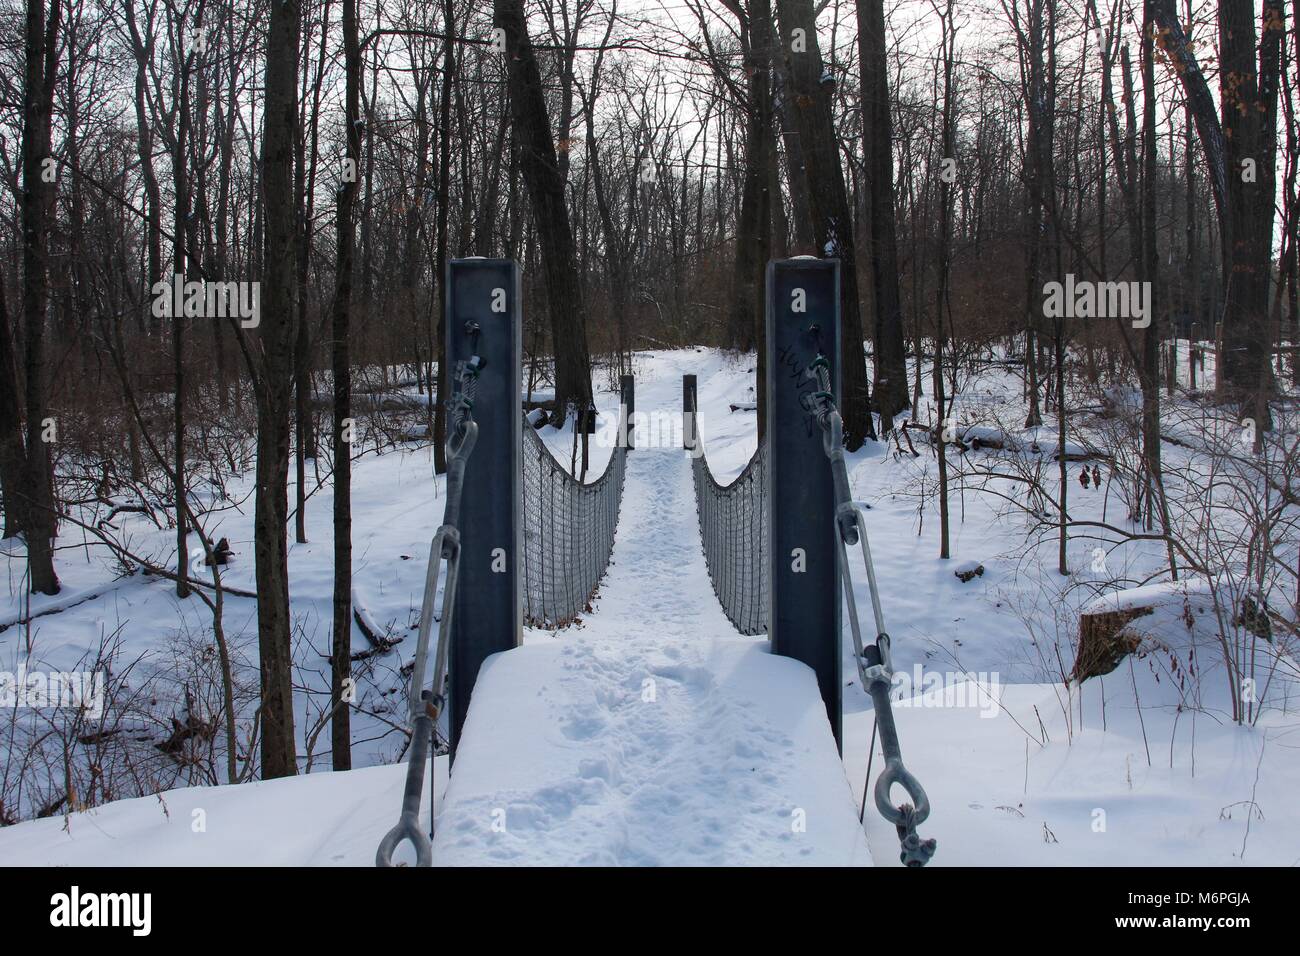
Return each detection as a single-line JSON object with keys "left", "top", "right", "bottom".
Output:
{"left": 434, "top": 642, "right": 870, "bottom": 865}
{"left": 2, "top": 348, "right": 1298, "bottom": 867}
{"left": 852, "top": 679, "right": 1299, "bottom": 866}
{"left": 431, "top": 379, "right": 870, "bottom": 863}
{"left": 1021, "top": 427, "right": 1089, "bottom": 460}
{"left": 1081, "top": 576, "right": 1212, "bottom": 616}
{"left": 960, "top": 424, "right": 1015, "bottom": 448}
{"left": 0, "top": 762, "right": 428, "bottom": 866}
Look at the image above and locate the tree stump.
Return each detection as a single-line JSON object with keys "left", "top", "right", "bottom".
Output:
{"left": 1072, "top": 607, "right": 1154, "bottom": 681}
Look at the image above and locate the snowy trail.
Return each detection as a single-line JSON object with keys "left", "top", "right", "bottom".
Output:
{"left": 431, "top": 385, "right": 872, "bottom": 866}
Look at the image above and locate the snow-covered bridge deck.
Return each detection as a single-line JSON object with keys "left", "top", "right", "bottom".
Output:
{"left": 431, "top": 433, "right": 870, "bottom": 865}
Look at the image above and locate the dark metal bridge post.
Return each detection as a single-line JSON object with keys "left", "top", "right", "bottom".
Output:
{"left": 765, "top": 258, "right": 843, "bottom": 751}
{"left": 447, "top": 258, "right": 521, "bottom": 757}
{"left": 682, "top": 374, "right": 697, "bottom": 449}
{"left": 620, "top": 374, "right": 635, "bottom": 449}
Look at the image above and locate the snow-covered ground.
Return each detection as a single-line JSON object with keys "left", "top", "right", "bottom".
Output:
{"left": 2, "top": 349, "right": 1297, "bottom": 866}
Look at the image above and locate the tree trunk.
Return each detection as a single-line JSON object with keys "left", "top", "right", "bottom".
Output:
{"left": 857, "top": 0, "right": 910, "bottom": 430}
{"left": 724, "top": 0, "right": 775, "bottom": 442}
{"left": 773, "top": 0, "right": 874, "bottom": 446}
{"left": 0, "top": 281, "right": 27, "bottom": 539}
{"left": 1150, "top": 0, "right": 1282, "bottom": 410}
{"left": 726, "top": 0, "right": 773, "bottom": 358}
{"left": 1019, "top": 0, "right": 1050, "bottom": 429}
{"left": 933, "top": 0, "right": 956, "bottom": 560}
{"left": 124, "top": 0, "right": 162, "bottom": 329}
{"left": 331, "top": 0, "right": 361, "bottom": 772}
{"left": 431, "top": 0, "right": 457, "bottom": 470}
{"left": 432, "top": 0, "right": 456, "bottom": 474}
{"left": 1141, "top": 0, "right": 1177, "bottom": 574}
{"left": 294, "top": 4, "right": 331, "bottom": 544}
{"left": 772, "top": 62, "right": 813, "bottom": 251}
{"left": 494, "top": 0, "right": 593, "bottom": 425}
{"left": 172, "top": 36, "right": 193, "bottom": 600}
{"left": 20, "top": 0, "right": 62, "bottom": 595}
{"left": 256, "top": 0, "right": 302, "bottom": 779}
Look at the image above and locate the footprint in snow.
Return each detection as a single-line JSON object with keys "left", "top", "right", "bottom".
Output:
{"left": 560, "top": 714, "right": 607, "bottom": 740}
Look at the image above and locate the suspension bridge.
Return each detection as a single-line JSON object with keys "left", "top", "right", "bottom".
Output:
{"left": 377, "top": 257, "right": 933, "bottom": 868}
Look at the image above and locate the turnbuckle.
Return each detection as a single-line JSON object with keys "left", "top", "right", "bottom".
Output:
{"left": 861, "top": 640, "right": 936, "bottom": 867}
{"left": 375, "top": 691, "right": 436, "bottom": 867}
{"left": 409, "top": 527, "right": 461, "bottom": 724}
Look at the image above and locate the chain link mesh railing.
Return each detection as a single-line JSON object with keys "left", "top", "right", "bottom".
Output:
{"left": 522, "top": 410, "right": 627, "bottom": 628}
{"left": 687, "top": 389, "right": 768, "bottom": 636}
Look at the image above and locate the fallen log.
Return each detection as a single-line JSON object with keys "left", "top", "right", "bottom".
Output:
{"left": 349, "top": 588, "right": 403, "bottom": 660}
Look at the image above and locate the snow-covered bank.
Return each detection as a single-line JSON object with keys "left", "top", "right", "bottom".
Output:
{"left": 851, "top": 681, "right": 1298, "bottom": 867}
{"left": 0, "top": 762, "right": 424, "bottom": 866}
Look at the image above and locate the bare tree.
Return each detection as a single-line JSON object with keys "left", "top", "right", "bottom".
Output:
{"left": 1150, "top": 0, "right": 1285, "bottom": 418}
{"left": 0, "top": 283, "right": 27, "bottom": 539}
{"left": 495, "top": 0, "right": 594, "bottom": 424}
{"left": 857, "top": 0, "right": 910, "bottom": 431}
{"left": 931, "top": 0, "right": 957, "bottom": 560}
{"left": 330, "top": 0, "right": 363, "bottom": 772}
{"left": 18, "top": 0, "right": 63, "bottom": 594}
{"left": 773, "top": 0, "right": 874, "bottom": 445}
{"left": 251, "top": 0, "right": 303, "bottom": 778}
{"left": 719, "top": 0, "right": 774, "bottom": 433}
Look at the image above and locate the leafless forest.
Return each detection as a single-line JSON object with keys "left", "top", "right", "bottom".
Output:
{"left": 1, "top": 0, "right": 1297, "bottom": 812}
